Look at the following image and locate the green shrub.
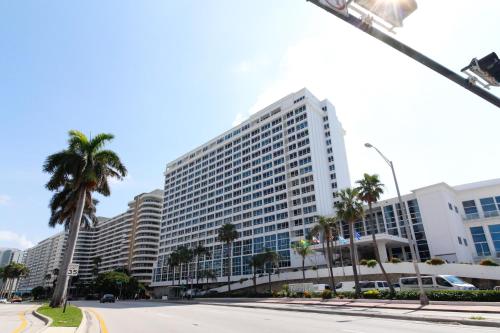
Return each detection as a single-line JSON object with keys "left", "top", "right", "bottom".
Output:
{"left": 336, "top": 291, "right": 356, "bottom": 299}
{"left": 321, "top": 289, "right": 332, "bottom": 299}
{"left": 428, "top": 290, "right": 500, "bottom": 302}
{"left": 359, "top": 259, "right": 368, "bottom": 265}
{"left": 426, "top": 258, "right": 445, "bottom": 265}
{"left": 366, "top": 259, "right": 378, "bottom": 268}
{"left": 479, "top": 259, "right": 499, "bottom": 266}
{"left": 389, "top": 257, "right": 401, "bottom": 263}
{"left": 363, "top": 289, "right": 380, "bottom": 299}
{"left": 394, "top": 290, "right": 420, "bottom": 300}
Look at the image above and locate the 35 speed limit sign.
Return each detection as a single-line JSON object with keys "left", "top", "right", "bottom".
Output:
{"left": 67, "top": 263, "right": 80, "bottom": 276}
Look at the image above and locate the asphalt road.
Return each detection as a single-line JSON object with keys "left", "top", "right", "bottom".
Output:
{"left": 74, "top": 300, "right": 500, "bottom": 333}
{"left": 0, "top": 303, "right": 45, "bottom": 333}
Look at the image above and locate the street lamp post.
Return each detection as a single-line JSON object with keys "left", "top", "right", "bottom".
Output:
{"left": 365, "top": 142, "right": 429, "bottom": 306}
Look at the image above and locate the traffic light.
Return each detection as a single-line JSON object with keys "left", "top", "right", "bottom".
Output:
{"left": 463, "top": 52, "right": 500, "bottom": 87}
{"left": 477, "top": 52, "right": 500, "bottom": 83}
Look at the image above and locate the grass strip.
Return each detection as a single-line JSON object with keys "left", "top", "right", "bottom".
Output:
{"left": 37, "top": 304, "right": 82, "bottom": 327}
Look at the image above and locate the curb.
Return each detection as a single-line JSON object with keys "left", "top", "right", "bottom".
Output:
{"left": 179, "top": 297, "right": 500, "bottom": 314}
{"left": 32, "top": 309, "right": 53, "bottom": 330}
{"left": 194, "top": 301, "right": 500, "bottom": 328}
{"left": 75, "top": 308, "right": 88, "bottom": 333}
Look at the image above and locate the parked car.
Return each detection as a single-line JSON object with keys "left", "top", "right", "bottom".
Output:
{"left": 0, "top": 298, "right": 9, "bottom": 304}
{"left": 493, "top": 286, "right": 500, "bottom": 291}
{"left": 10, "top": 296, "right": 22, "bottom": 303}
{"left": 100, "top": 294, "right": 115, "bottom": 303}
{"left": 335, "top": 281, "right": 395, "bottom": 292}
{"left": 399, "top": 275, "right": 476, "bottom": 290}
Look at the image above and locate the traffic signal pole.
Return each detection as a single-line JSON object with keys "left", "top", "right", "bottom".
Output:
{"left": 307, "top": 0, "right": 500, "bottom": 108}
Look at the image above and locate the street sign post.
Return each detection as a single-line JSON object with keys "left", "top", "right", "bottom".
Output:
{"left": 63, "top": 264, "right": 79, "bottom": 313}
{"left": 67, "top": 263, "right": 79, "bottom": 277}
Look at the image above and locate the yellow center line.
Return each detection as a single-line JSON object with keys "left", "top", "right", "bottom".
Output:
{"left": 88, "top": 308, "right": 109, "bottom": 333}
{"left": 11, "top": 311, "right": 28, "bottom": 333}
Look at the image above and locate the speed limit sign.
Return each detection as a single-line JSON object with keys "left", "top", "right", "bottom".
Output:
{"left": 67, "top": 263, "right": 80, "bottom": 276}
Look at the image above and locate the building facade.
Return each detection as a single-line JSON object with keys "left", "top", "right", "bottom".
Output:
{"left": 19, "top": 189, "right": 162, "bottom": 291}
{"left": 94, "top": 190, "right": 163, "bottom": 284}
{"left": 350, "top": 179, "right": 500, "bottom": 265}
{"left": 151, "top": 88, "right": 351, "bottom": 290}
{"left": 18, "top": 232, "right": 66, "bottom": 291}
{"left": 0, "top": 248, "right": 26, "bottom": 295}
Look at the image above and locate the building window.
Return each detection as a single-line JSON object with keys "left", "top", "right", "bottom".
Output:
{"left": 448, "top": 203, "right": 453, "bottom": 211}
{"left": 462, "top": 200, "right": 479, "bottom": 220}
{"left": 480, "top": 197, "right": 499, "bottom": 218}
{"left": 457, "top": 236, "right": 462, "bottom": 245}
{"left": 470, "top": 226, "right": 491, "bottom": 256}
{"left": 488, "top": 224, "right": 500, "bottom": 252}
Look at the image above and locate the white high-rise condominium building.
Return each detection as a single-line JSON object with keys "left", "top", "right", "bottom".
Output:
{"left": 94, "top": 190, "right": 163, "bottom": 284}
{"left": 151, "top": 88, "right": 351, "bottom": 292}
{"left": 18, "top": 232, "right": 66, "bottom": 291}
{"left": 19, "top": 190, "right": 162, "bottom": 291}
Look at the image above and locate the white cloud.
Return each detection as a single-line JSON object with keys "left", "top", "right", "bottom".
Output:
{"left": 0, "top": 194, "right": 11, "bottom": 205}
{"left": 233, "top": 6, "right": 500, "bottom": 198}
{"left": 0, "top": 230, "right": 34, "bottom": 250}
{"left": 232, "top": 56, "right": 270, "bottom": 74}
{"left": 232, "top": 113, "right": 246, "bottom": 126}
{"left": 108, "top": 174, "right": 133, "bottom": 186}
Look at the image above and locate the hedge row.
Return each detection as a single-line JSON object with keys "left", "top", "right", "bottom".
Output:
{"left": 357, "top": 289, "right": 500, "bottom": 302}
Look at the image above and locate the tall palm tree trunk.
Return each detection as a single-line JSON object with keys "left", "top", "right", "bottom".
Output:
{"left": 268, "top": 272, "right": 272, "bottom": 294}
{"left": 325, "top": 239, "right": 337, "bottom": 294}
{"left": 179, "top": 264, "right": 182, "bottom": 286}
{"left": 368, "top": 203, "right": 395, "bottom": 294}
{"left": 253, "top": 271, "right": 257, "bottom": 295}
{"left": 196, "top": 256, "right": 200, "bottom": 285}
{"left": 348, "top": 222, "right": 361, "bottom": 297}
{"left": 226, "top": 242, "right": 232, "bottom": 293}
{"left": 50, "top": 189, "right": 86, "bottom": 307}
{"left": 301, "top": 257, "right": 306, "bottom": 281}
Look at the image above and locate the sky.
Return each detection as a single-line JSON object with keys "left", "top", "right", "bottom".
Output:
{"left": 0, "top": 1, "right": 499, "bottom": 250}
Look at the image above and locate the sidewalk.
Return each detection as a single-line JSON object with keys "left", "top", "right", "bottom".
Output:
{"left": 174, "top": 297, "right": 500, "bottom": 328}
{"left": 261, "top": 297, "right": 500, "bottom": 313}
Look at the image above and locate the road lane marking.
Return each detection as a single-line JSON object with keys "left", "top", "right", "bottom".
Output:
{"left": 11, "top": 311, "right": 28, "bottom": 333}
{"left": 88, "top": 309, "right": 109, "bottom": 333}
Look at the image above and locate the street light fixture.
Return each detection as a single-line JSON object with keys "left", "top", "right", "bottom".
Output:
{"left": 365, "top": 142, "right": 429, "bottom": 306}
{"left": 308, "top": 0, "right": 500, "bottom": 108}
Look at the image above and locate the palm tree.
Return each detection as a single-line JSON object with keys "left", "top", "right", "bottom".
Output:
{"left": 261, "top": 249, "right": 279, "bottom": 294}
{"left": 291, "top": 240, "right": 314, "bottom": 282}
{"left": 200, "top": 269, "right": 217, "bottom": 288}
{"left": 217, "top": 223, "right": 239, "bottom": 293}
{"left": 167, "top": 251, "right": 181, "bottom": 285}
{"left": 44, "top": 130, "right": 127, "bottom": 307}
{"left": 310, "top": 216, "right": 338, "bottom": 294}
{"left": 335, "top": 188, "right": 364, "bottom": 297}
{"left": 1, "top": 263, "right": 29, "bottom": 298}
{"left": 356, "top": 173, "right": 395, "bottom": 294}
{"left": 249, "top": 254, "right": 265, "bottom": 295}
{"left": 51, "top": 268, "right": 60, "bottom": 289}
{"left": 176, "top": 246, "right": 193, "bottom": 285}
{"left": 192, "top": 245, "right": 209, "bottom": 285}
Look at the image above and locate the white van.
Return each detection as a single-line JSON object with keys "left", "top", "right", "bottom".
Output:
{"left": 399, "top": 275, "right": 476, "bottom": 290}
{"left": 312, "top": 284, "right": 331, "bottom": 292}
{"left": 335, "top": 281, "right": 393, "bottom": 292}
